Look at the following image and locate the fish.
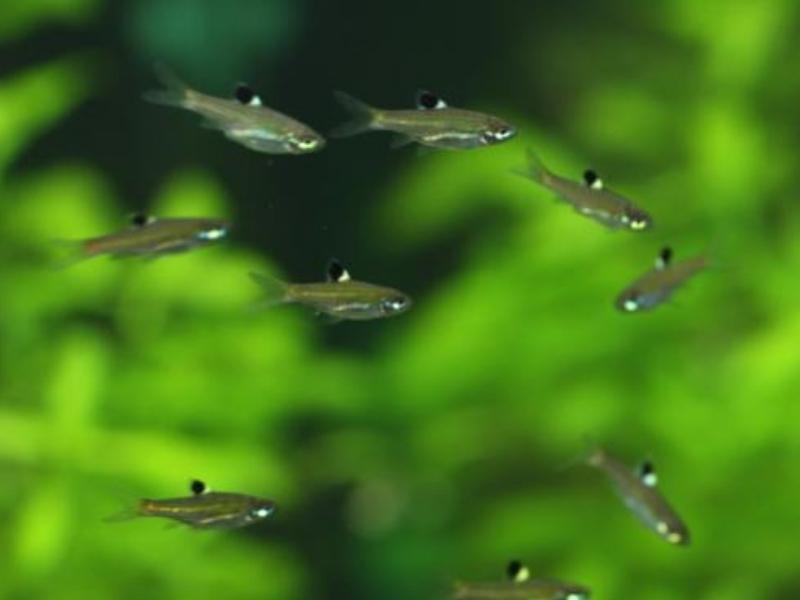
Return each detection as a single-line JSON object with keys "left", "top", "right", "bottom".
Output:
{"left": 586, "top": 446, "right": 690, "bottom": 546}
{"left": 515, "top": 150, "right": 653, "bottom": 231}
{"left": 144, "top": 64, "right": 325, "bottom": 154}
{"left": 330, "top": 89, "right": 516, "bottom": 149}
{"left": 615, "top": 246, "right": 708, "bottom": 312}
{"left": 111, "top": 480, "right": 277, "bottom": 529}
{"left": 64, "top": 213, "right": 229, "bottom": 262}
{"left": 250, "top": 259, "right": 412, "bottom": 321}
{"left": 453, "top": 560, "right": 591, "bottom": 600}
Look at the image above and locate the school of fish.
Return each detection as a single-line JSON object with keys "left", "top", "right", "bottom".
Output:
{"left": 54, "top": 62, "right": 716, "bottom": 598}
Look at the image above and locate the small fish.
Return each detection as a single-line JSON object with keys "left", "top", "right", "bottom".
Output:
{"left": 112, "top": 480, "right": 276, "bottom": 529}
{"left": 65, "top": 213, "right": 229, "bottom": 262}
{"left": 145, "top": 65, "right": 325, "bottom": 154}
{"left": 331, "top": 89, "right": 516, "bottom": 149}
{"left": 586, "top": 446, "right": 690, "bottom": 546}
{"left": 516, "top": 150, "right": 653, "bottom": 231}
{"left": 250, "top": 259, "right": 412, "bottom": 321}
{"left": 615, "top": 246, "right": 707, "bottom": 312}
{"left": 453, "top": 560, "right": 590, "bottom": 600}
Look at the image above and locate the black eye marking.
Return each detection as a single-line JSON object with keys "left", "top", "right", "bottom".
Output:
{"left": 416, "top": 90, "right": 445, "bottom": 109}
{"left": 506, "top": 560, "right": 523, "bottom": 580}
{"left": 235, "top": 84, "right": 255, "bottom": 105}
{"left": 639, "top": 461, "right": 658, "bottom": 486}
{"left": 583, "top": 169, "right": 599, "bottom": 186}
{"left": 131, "top": 213, "right": 150, "bottom": 227}
{"left": 190, "top": 479, "right": 207, "bottom": 495}
{"left": 660, "top": 247, "right": 673, "bottom": 266}
{"left": 326, "top": 258, "right": 350, "bottom": 282}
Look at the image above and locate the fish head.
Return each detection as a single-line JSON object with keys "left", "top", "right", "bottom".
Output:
{"left": 615, "top": 286, "right": 664, "bottom": 313}
{"left": 246, "top": 498, "right": 277, "bottom": 522}
{"left": 287, "top": 130, "right": 326, "bottom": 154}
{"left": 659, "top": 519, "right": 691, "bottom": 546}
{"left": 481, "top": 118, "right": 517, "bottom": 145}
{"left": 622, "top": 206, "right": 653, "bottom": 231}
{"left": 379, "top": 292, "right": 413, "bottom": 316}
{"left": 615, "top": 288, "right": 645, "bottom": 313}
{"left": 194, "top": 218, "right": 231, "bottom": 242}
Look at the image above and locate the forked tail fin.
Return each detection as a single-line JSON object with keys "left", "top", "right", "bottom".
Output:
{"left": 49, "top": 239, "right": 89, "bottom": 269}
{"left": 330, "top": 91, "right": 377, "bottom": 138}
{"left": 555, "top": 435, "right": 605, "bottom": 472}
{"left": 143, "top": 63, "right": 191, "bottom": 108}
{"left": 249, "top": 272, "right": 290, "bottom": 308}
{"left": 514, "top": 148, "right": 550, "bottom": 183}
{"left": 104, "top": 500, "right": 145, "bottom": 524}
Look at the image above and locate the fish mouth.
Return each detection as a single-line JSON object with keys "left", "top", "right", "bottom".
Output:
{"left": 484, "top": 125, "right": 516, "bottom": 143}
{"left": 615, "top": 295, "right": 641, "bottom": 312}
{"left": 290, "top": 136, "right": 326, "bottom": 153}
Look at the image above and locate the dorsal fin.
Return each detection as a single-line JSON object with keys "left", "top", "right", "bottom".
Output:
{"left": 583, "top": 169, "right": 603, "bottom": 190}
{"left": 639, "top": 461, "right": 658, "bottom": 487}
{"left": 234, "top": 83, "right": 262, "bottom": 107}
{"left": 130, "top": 213, "right": 154, "bottom": 228}
{"left": 326, "top": 259, "right": 351, "bottom": 283}
{"left": 190, "top": 479, "right": 208, "bottom": 495}
{"left": 506, "top": 560, "right": 530, "bottom": 583}
{"left": 415, "top": 90, "right": 447, "bottom": 110}
{"left": 656, "top": 247, "right": 673, "bottom": 270}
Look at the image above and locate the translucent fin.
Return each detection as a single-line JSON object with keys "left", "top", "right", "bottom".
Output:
{"left": 519, "top": 148, "right": 550, "bottom": 183}
{"left": 49, "top": 239, "right": 89, "bottom": 269}
{"left": 389, "top": 134, "right": 414, "bottom": 149}
{"left": 316, "top": 312, "right": 343, "bottom": 325}
{"left": 249, "top": 272, "right": 289, "bottom": 308}
{"left": 555, "top": 435, "right": 603, "bottom": 472}
{"left": 330, "top": 91, "right": 376, "bottom": 138}
{"left": 143, "top": 63, "right": 191, "bottom": 107}
{"left": 104, "top": 503, "right": 143, "bottom": 524}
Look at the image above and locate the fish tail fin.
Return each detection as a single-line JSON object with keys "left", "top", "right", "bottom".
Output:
{"left": 249, "top": 271, "right": 290, "bottom": 309}
{"left": 330, "top": 91, "right": 377, "bottom": 138}
{"left": 584, "top": 441, "right": 607, "bottom": 468}
{"left": 556, "top": 435, "right": 604, "bottom": 472}
{"left": 452, "top": 581, "right": 469, "bottom": 599}
{"left": 143, "top": 63, "right": 191, "bottom": 107}
{"left": 104, "top": 501, "right": 145, "bottom": 524}
{"left": 521, "top": 148, "right": 551, "bottom": 183}
{"left": 49, "top": 239, "right": 89, "bottom": 269}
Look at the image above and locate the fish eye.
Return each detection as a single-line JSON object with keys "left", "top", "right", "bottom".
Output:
{"left": 196, "top": 226, "right": 228, "bottom": 241}
{"left": 382, "top": 296, "right": 409, "bottom": 313}
{"left": 621, "top": 295, "right": 640, "bottom": 312}
{"left": 292, "top": 136, "right": 322, "bottom": 152}
{"left": 251, "top": 503, "right": 275, "bottom": 519}
{"left": 667, "top": 531, "right": 684, "bottom": 544}
{"left": 626, "top": 209, "right": 651, "bottom": 230}
{"left": 494, "top": 126, "right": 514, "bottom": 140}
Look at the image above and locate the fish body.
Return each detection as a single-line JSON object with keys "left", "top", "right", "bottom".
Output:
{"left": 332, "top": 90, "right": 515, "bottom": 149}
{"left": 145, "top": 66, "right": 325, "bottom": 154}
{"left": 517, "top": 150, "right": 652, "bottom": 231}
{"left": 250, "top": 260, "right": 411, "bottom": 321}
{"left": 79, "top": 215, "right": 229, "bottom": 260}
{"left": 453, "top": 580, "right": 590, "bottom": 600}
{"left": 454, "top": 562, "right": 589, "bottom": 600}
{"left": 615, "top": 247, "right": 707, "bottom": 312}
{"left": 587, "top": 446, "right": 689, "bottom": 545}
{"left": 137, "top": 491, "right": 276, "bottom": 529}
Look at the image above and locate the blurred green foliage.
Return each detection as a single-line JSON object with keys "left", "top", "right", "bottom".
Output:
{"left": 1, "top": 1, "right": 800, "bottom": 600}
